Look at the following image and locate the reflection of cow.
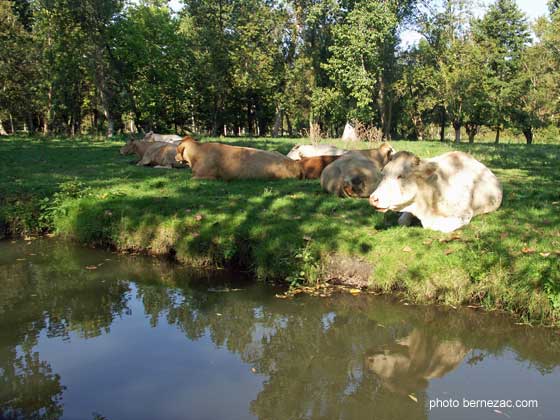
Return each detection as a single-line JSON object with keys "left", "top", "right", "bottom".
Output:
{"left": 365, "top": 329, "right": 468, "bottom": 394}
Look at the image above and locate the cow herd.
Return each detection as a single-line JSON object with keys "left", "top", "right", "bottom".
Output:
{"left": 120, "top": 133, "right": 503, "bottom": 232}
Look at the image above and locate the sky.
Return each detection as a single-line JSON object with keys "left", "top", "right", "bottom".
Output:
{"left": 401, "top": 0, "right": 551, "bottom": 47}
{"left": 168, "top": 0, "right": 550, "bottom": 18}
{"left": 166, "top": 0, "right": 551, "bottom": 47}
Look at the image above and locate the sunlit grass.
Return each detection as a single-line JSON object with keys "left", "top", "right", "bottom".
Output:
{"left": 1, "top": 134, "right": 559, "bottom": 325}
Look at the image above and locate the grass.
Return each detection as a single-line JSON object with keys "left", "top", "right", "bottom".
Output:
{"left": 1, "top": 134, "right": 559, "bottom": 325}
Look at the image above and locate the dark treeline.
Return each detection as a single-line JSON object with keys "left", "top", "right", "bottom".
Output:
{"left": 0, "top": 0, "right": 559, "bottom": 143}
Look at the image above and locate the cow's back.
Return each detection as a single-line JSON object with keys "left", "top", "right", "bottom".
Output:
{"left": 428, "top": 152, "right": 502, "bottom": 215}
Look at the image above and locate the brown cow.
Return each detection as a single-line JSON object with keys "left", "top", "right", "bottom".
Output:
{"left": 175, "top": 136, "right": 302, "bottom": 180}
{"left": 299, "top": 155, "right": 342, "bottom": 179}
{"left": 120, "top": 139, "right": 184, "bottom": 168}
{"left": 320, "top": 143, "right": 395, "bottom": 197}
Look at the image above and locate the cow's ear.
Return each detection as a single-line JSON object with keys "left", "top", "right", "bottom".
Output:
{"left": 415, "top": 161, "right": 438, "bottom": 179}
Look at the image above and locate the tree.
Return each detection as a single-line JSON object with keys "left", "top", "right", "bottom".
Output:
{"left": 324, "top": 1, "right": 397, "bottom": 130}
{"left": 394, "top": 40, "right": 439, "bottom": 140}
{"left": 473, "top": 0, "right": 531, "bottom": 143}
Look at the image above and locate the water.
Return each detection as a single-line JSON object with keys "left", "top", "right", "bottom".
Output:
{"left": 1, "top": 239, "right": 560, "bottom": 420}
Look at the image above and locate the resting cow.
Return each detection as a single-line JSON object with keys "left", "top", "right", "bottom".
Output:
{"left": 143, "top": 131, "right": 183, "bottom": 144}
{"left": 287, "top": 144, "right": 348, "bottom": 160}
{"left": 120, "top": 139, "right": 184, "bottom": 168}
{"left": 175, "top": 136, "right": 302, "bottom": 180}
{"left": 369, "top": 151, "right": 502, "bottom": 232}
{"left": 299, "top": 155, "right": 341, "bottom": 179}
{"left": 320, "top": 143, "right": 394, "bottom": 198}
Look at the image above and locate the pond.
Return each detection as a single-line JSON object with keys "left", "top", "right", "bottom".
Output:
{"left": 1, "top": 239, "right": 560, "bottom": 420}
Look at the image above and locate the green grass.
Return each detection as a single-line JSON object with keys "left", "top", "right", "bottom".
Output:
{"left": 1, "top": 135, "right": 559, "bottom": 325}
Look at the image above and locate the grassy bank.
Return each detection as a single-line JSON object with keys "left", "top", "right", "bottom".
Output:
{"left": 1, "top": 135, "right": 559, "bottom": 325}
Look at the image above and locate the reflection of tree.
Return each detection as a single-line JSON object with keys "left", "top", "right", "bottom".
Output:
{"left": 0, "top": 241, "right": 134, "bottom": 420}
{"left": 0, "top": 348, "right": 64, "bottom": 420}
{"left": 2, "top": 239, "right": 560, "bottom": 420}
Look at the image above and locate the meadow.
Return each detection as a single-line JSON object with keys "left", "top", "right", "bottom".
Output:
{"left": 1, "top": 135, "right": 559, "bottom": 325}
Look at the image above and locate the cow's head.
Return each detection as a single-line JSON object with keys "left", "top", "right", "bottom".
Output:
{"left": 175, "top": 136, "right": 197, "bottom": 164}
{"left": 369, "top": 151, "right": 438, "bottom": 212}
{"left": 143, "top": 131, "right": 154, "bottom": 141}
{"left": 120, "top": 139, "right": 136, "bottom": 155}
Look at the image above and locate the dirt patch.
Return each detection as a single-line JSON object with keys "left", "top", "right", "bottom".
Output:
{"left": 322, "top": 253, "right": 374, "bottom": 288}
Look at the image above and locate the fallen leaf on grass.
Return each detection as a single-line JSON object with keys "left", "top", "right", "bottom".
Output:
{"left": 402, "top": 246, "right": 412, "bottom": 252}
{"left": 444, "top": 248, "right": 454, "bottom": 256}
{"left": 85, "top": 265, "right": 97, "bottom": 270}
{"left": 303, "top": 235, "right": 312, "bottom": 241}
{"left": 439, "top": 234, "right": 462, "bottom": 243}
{"left": 408, "top": 394, "right": 418, "bottom": 403}
{"left": 194, "top": 214, "right": 203, "bottom": 221}
{"left": 423, "top": 239, "right": 433, "bottom": 245}
{"left": 521, "top": 247, "right": 536, "bottom": 254}
{"left": 540, "top": 252, "right": 551, "bottom": 257}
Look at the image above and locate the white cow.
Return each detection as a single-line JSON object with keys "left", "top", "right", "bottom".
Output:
{"left": 286, "top": 144, "right": 348, "bottom": 160}
{"left": 143, "top": 131, "right": 183, "bottom": 144}
{"left": 369, "top": 151, "right": 502, "bottom": 232}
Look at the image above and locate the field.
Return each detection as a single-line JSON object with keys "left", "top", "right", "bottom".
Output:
{"left": 1, "top": 135, "right": 559, "bottom": 325}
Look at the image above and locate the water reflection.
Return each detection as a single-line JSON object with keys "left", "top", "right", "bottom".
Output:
{"left": 1, "top": 239, "right": 560, "bottom": 420}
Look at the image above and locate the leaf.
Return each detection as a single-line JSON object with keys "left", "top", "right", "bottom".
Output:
{"left": 540, "top": 252, "right": 551, "bottom": 257}
{"left": 521, "top": 247, "right": 536, "bottom": 254}
{"left": 408, "top": 394, "right": 418, "bottom": 403}
{"left": 349, "top": 288, "right": 361, "bottom": 295}
{"left": 303, "top": 235, "right": 312, "bottom": 241}
{"left": 444, "top": 248, "right": 454, "bottom": 255}
{"left": 402, "top": 246, "right": 412, "bottom": 252}
{"left": 85, "top": 265, "right": 97, "bottom": 270}
{"left": 194, "top": 213, "right": 203, "bottom": 221}
{"left": 422, "top": 239, "right": 433, "bottom": 245}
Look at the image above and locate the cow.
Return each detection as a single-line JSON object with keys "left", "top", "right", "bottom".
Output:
{"left": 299, "top": 155, "right": 342, "bottom": 179}
{"left": 142, "top": 131, "right": 183, "bottom": 144}
{"left": 320, "top": 143, "right": 395, "bottom": 198}
{"left": 120, "top": 139, "right": 184, "bottom": 168}
{"left": 175, "top": 136, "right": 302, "bottom": 180}
{"left": 286, "top": 144, "right": 348, "bottom": 160}
{"left": 366, "top": 329, "right": 468, "bottom": 395}
{"left": 369, "top": 151, "right": 503, "bottom": 232}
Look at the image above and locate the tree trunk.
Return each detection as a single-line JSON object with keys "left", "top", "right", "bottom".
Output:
{"left": 465, "top": 122, "right": 478, "bottom": 143}
{"left": 0, "top": 118, "right": 7, "bottom": 135}
{"left": 439, "top": 108, "right": 446, "bottom": 142}
{"left": 9, "top": 114, "right": 15, "bottom": 134}
{"left": 523, "top": 128, "right": 533, "bottom": 144}
{"left": 494, "top": 127, "right": 500, "bottom": 144}
{"left": 286, "top": 114, "right": 292, "bottom": 137}
{"left": 27, "top": 113, "right": 34, "bottom": 133}
{"left": 272, "top": 107, "right": 283, "bottom": 137}
{"left": 453, "top": 120, "right": 461, "bottom": 144}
